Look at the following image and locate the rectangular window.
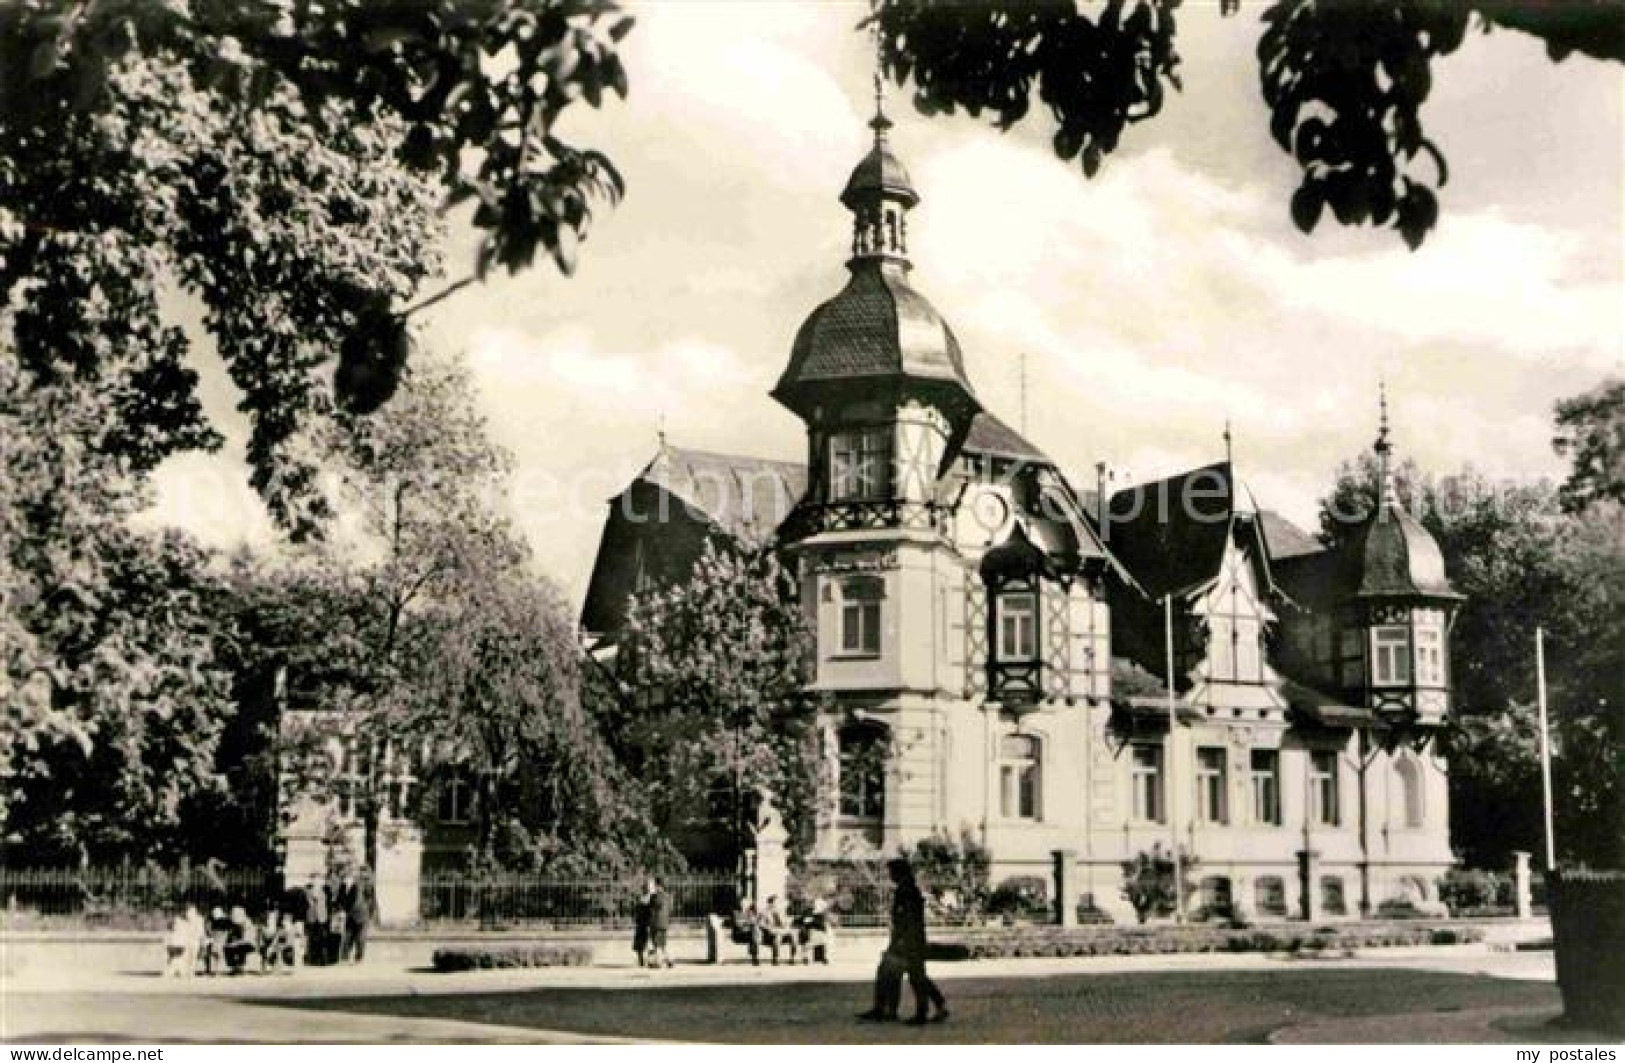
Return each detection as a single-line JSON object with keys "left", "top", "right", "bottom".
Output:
{"left": 829, "top": 428, "right": 891, "bottom": 500}
{"left": 998, "top": 734, "right": 1041, "bottom": 820}
{"left": 1131, "top": 743, "right": 1164, "bottom": 823}
{"left": 840, "top": 600, "right": 881, "bottom": 656}
{"left": 997, "top": 592, "right": 1038, "bottom": 662}
{"left": 437, "top": 775, "right": 472, "bottom": 825}
{"left": 1415, "top": 627, "right": 1443, "bottom": 685}
{"left": 1250, "top": 749, "right": 1281, "bottom": 825}
{"left": 1372, "top": 625, "right": 1412, "bottom": 685}
{"left": 1196, "top": 747, "right": 1227, "bottom": 823}
{"left": 1311, "top": 750, "right": 1340, "bottom": 826}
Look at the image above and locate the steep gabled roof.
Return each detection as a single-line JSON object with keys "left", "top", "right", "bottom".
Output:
{"left": 963, "top": 411, "right": 1049, "bottom": 463}
{"left": 1258, "top": 510, "right": 1323, "bottom": 560}
{"left": 640, "top": 445, "right": 807, "bottom": 542}
{"left": 1104, "top": 461, "right": 1238, "bottom": 600}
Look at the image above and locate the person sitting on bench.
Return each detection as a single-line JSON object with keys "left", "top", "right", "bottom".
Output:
{"left": 799, "top": 897, "right": 834, "bottom": 964}
{"left": 758, "top": 896, "right": 798, "bottom": 965}
{"left": 222, "top": 906, "right": 258, "bottom": 974}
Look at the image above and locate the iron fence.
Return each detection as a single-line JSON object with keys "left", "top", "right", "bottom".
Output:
{"left": 417, "top": 871, "right": 740, "bottom": 929}
{"left": 791, "top": 864, "right": 987, "bottom": 929}
{"left": 1, "top": 865, "right": 285, "bottom": 929}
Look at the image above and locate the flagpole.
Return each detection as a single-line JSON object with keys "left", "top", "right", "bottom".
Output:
{"left": 1535, "top": 627, "right": 1557, "bottom": 870}
{"left": 1165, "top": 594, "right": 1185, "bottom": 923}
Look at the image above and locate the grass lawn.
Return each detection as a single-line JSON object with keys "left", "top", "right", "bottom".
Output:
{"left": 279, "top": 967, "right": 1560, "bottom": 1043}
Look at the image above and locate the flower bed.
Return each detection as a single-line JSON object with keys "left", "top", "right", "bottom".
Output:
{"left": 431, "top": 944, "right": 594, "bottom": 972}
{"left": 931, "top": 923, "right": 1483, "bottom": 961}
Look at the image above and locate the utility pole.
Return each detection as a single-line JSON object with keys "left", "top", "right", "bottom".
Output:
{"left": 1164, "top": 594, "right": 1185, "bottom": 922}
{"left": 1536, "top": 627, "right": 1557, "bottom": 869}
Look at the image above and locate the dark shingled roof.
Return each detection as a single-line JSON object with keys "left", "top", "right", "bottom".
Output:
{"left": 841, "top": 136, "right": 918, "bottom": 209}
{"left": 1258, "top": 510, "right": 1322, "bottom": 560}
{"left": 1275, "top": 507, "right": 1459, "bottom": 606}
{"left": 773, "top": 261, "right": 977, "bottom": 405}
{"left": 1104, "top": 461, "right": 1242, "bottom": 601}
{"left": 640, "top": 445, "right": 807, "bottom": 542}
{"left": 1349, "top": 507, "right": 1459, "bottom": 599}
{"left": 963, "top": 411, "right": 1050, "bottom": 463}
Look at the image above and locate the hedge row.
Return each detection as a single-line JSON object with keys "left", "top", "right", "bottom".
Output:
{"left": 932, "top": 924, "right": 1484, "bottom": 961}
{"left": 432, "top": 945, "right": 595, "bottom": 972}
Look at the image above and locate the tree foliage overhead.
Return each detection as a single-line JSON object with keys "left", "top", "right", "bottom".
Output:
{"left": 0, "top": 1, "right": 633, "bottom": 532}
{"left": 870, "top": 0, "right": 1625, "bottom": 248}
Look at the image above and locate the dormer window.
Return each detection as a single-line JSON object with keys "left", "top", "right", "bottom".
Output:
{"left": 996, "top": 591, "right": 1038, "bottom": 662}
{"left": 829, "top": 428, "right": 891, "bottom": 501}
{"left": 1372, "top": 625, "right": 1412, "bottom": 686}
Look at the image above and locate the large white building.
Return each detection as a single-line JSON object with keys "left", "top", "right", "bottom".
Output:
{"left": 582, "top": 100, "right": 1462, "bottom": 923}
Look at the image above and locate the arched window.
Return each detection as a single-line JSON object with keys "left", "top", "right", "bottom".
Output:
{"left": 999, "top": 734, "right": 1042, "bottom": 820}
{"left": 838, "top": 723, "right": 886, "bottom": 821}
{"left": 1395, "top": 755, "right": 1424, "bottom": 828}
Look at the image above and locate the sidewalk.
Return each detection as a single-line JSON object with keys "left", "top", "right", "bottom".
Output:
{"left": 2, "top": 941, "right": 1556, "bottom": 999}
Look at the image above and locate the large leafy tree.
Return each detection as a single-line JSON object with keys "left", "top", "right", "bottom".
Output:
{"left": 272, "top": 350, "right": 664, "bottom": 874}
{"left": 1, "top": 332, "right": 235, "bottom": 862}
{"left": 1553, "top": 377, "right": 1625, "bottom": 515}
{"left": 870, "top": 0, "right": 1624, "bottom": 248}
{"left": 608, "top": 541, "right": 823, "bottom": 863}
{"left": 1318, "top": 438, "right": 1623, "bottom": 866}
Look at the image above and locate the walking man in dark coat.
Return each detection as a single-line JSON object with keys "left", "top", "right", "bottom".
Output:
{"left": 859, "top": 857, "right": 949, "bottom": 1024}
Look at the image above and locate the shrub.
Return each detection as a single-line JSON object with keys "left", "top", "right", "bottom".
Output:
{"left": 1120, "top": 844, "right": 1199, "bottom": 924}
{"left": 988, "top": 876, "right": 1051, "bottom": 923}
{"left": 431, "top": 945, "right": 593, "bottom": 972}
{"left": 1438, "top": 868, "right": 1510, "bottom": 914}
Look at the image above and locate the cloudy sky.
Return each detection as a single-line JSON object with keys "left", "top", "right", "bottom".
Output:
{"left": 149, "top": 1, "right": 1624, "bottom": 606}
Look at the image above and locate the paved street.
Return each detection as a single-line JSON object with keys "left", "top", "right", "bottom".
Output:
{"left": 5, "top": 948, "right": 1610, "bottom": 1045}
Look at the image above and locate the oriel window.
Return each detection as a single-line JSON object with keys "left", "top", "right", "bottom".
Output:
{"left": 1415, "top": 627, "right": 1444, "bottom": 685}
{"left": 1372, "top": 625, "right": 1412, "bottom": 685}
{"left": 838, "top": 575, "right": 884, "bottom": 658}
{"left": 996, "top": 591, "right": 1038, "bottom": 662}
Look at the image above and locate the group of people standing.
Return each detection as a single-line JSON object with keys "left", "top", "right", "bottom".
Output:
{"left": 162, "top": 868, "right": 375, "bottom": 976}
{"left": 294, "top": 868, "right": 375, "bottom": 966}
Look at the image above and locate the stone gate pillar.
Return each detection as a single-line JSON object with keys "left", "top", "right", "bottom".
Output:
{"left": 1052, "top": 849, "right": 1079, "bottom": 927}
{"left": 1512, "top": 851, "right": 1533, "bottom": 920}
{"left": 1297, "top": 849, "right": 1321, "bottom": 922}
